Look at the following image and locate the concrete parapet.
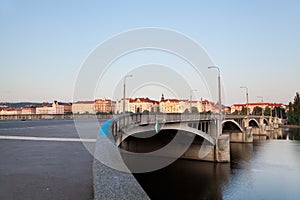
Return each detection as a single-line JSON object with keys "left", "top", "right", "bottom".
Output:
{"left": 93, "top": 125, "right": 149, "bottom": 200}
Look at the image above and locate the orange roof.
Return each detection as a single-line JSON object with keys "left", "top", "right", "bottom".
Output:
{"left": 129, "top": 97, "right": 159, "bottom": 104}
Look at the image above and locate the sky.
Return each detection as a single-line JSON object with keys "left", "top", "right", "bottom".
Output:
{"left": 1, "top": 0, "right": 300, "bottom": 105}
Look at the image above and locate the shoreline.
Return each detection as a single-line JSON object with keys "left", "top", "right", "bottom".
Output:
{"left": 280, "top": 124, "right": 300, "bottom": 128}
{"left": 0, "top": 114, "right": 113, "bottom": 121}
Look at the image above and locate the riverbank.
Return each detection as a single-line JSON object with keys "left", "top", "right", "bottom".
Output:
{"left": 0, "top": 114, "right": 113, "bottom": 121}
{"left": 280, "top": 124, "right": 300, "bottom": 128}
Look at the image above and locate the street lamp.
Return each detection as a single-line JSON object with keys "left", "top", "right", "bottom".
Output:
{"left": 123, "top": 74, "right": 133, "bottom": 114}
{"left": 257, "top": 96, "right": 264, "bottom": 117}
{"left": 208, "top": 66, "right": 222, "bottom": 137}
{"left": 190, "top": 89, "right": 197, "bottom": 113}
{"left": 257, "top": 96, "right": 263, "bottom": 103}
{"left": 240, "top": 86, "right": 249, "bottom": 117}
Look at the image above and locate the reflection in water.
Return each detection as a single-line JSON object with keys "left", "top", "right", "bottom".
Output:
{"left": 131, "top": 159, "right": 230, "bottom": 199}
{"left": 123, "top": 128, "right": 300, "bottom": 199}
{"left": 284, "top": 128, "right": 300, "bottom": 140}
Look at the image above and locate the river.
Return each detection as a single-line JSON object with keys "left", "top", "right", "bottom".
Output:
{"left": 133, "top": 128, "right": 300, "bottom": 199}
{"left": 1, "top": 120, "right": 299, "bottom": 199}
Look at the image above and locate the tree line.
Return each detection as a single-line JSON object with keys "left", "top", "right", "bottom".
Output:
{"left": 288, "top": 92, "right": 300, "bottom": 125}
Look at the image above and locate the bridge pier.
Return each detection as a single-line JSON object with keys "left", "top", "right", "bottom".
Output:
{"left": 179, "top": 134, "right": 230, "bottom": 162}
{"left": 222, "top": 127, "right": 253, "bottom": 143}
{"left": 215, "top": 135, "right": 230, "bottom": 162}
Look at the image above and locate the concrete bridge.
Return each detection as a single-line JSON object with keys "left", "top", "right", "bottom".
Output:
{"left": 107, "top": 113, "right": 283, "bottom": 163}
{"left": 223, "top": 114, "right": 282, "bottom": 142}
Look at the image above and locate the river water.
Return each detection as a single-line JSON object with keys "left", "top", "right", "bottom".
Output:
{"left": 1, "top": 120, "right": 299, "bottom": 199}
{"left": 133, "top": 128, "right": 300, "bottom": 199}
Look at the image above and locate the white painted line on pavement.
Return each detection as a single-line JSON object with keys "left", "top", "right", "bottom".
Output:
{"left": 0, "top": 135, "right": 96, "bottom": 142}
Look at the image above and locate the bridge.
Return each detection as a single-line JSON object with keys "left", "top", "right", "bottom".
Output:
{"left": 106, "top": 113, "right": 283, "bottom": 163}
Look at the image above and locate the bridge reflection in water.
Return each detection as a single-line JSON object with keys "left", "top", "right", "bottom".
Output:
{"left": 121, "top": 141, "right": 257, "bottom": 199}
{"left": 124, "top": 154, "right": 230, "bottom": 199}
{"left": 122, "top": 130, "right": 296, "bottom": 199}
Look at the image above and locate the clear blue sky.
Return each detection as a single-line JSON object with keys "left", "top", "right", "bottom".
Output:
{"left": 1, "top": 0, "right": 300, "bottom": 105}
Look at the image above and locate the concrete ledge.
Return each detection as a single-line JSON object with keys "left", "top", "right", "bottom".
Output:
{"left": 93, "top": 121, "right": 149, "bottom": 200}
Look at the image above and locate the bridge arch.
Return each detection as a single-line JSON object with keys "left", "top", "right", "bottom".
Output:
{"left": 249, "top": 119, "right": 259, "bottom": 127}
{"left": 117, "top": 123, "right": 215, "bottom": 146}
{"left": 222, "top": 120, "right": 244, "bottom": 132}
{"left": 263, "top": 118, "right": 269, "bottom": 125}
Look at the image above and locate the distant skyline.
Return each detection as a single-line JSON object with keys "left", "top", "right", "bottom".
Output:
{"left": 1, "top": 0, "right": 300, "bottom": 105}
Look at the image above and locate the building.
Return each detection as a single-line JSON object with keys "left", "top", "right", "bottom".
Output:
{"left": 158, "top": 94, "right": 180, "bottom": 113}
{"left": 36, "top": 101, "right": 72, "bottom": 114}
{"left": 52, "top": 101, "right": 72, "bottom": 114}
{"left": 202, "top": 99, "right": 215, "bottom": 113}
{"left": 21, "top": 107, "right": 36, "bottom": 114}
{"left": 115, "top": 98, "right": 130, "bottom": 114}
{"left": 223, "top": 106, "right": 231, "bottom": 115}
{"left": 0, "top": 107, "right": 22, "bottom": 115}
{"left": 231, "top": 102, "right": 286, "bottom": 114}
{"left": 72, "top": 101, "right": 95, "bottom": 114}
{"left": 36, "top": 102, "right": 52, "bottom": 114}
{"left": 94, "top": 99, "right": 115, "bottom": 113}
{"left": 114, "top": 94, "right": 217, "bottom": 114}
{"left": 128, "top": 97, "right": 159, "bottom": 113}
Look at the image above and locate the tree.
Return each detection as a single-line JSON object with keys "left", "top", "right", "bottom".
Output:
{"left": 252, "top": 106, "right": 262, "bottom": 115}
{"left": 232, "top": 110, "right": 239, "bottom": 115}
{"left": 288, "top": 92, "right": 300, "bottom": 124}
{"left": 150, "top": 107, "right": 155, "bottom": 113}
{"left": 156, "top": 107, "right": 162, "bottom": 114}
{"left": 191, "top": 107, "right": 199, "bottom": 113}
{"left": 143, "top": 110, "right": 149, "bottom": 114}
{"left": 240, "top": 107, "right": 247, "bottom": 115}
{"left": 183, "top": 108, "right": 190, "bottom": 113}
{"left": 264, "top": 106, "right": 271, "bottom": 116}
{"left": 272, "top": 106, "right": 287, "bottom": 119}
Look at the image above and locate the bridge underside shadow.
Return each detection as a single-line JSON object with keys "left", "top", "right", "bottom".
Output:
{"left": 119, "top": 129, "right": 216, "bottom": 162}
{"left": 222, "top": 120, "right": 253, "bottom": 143}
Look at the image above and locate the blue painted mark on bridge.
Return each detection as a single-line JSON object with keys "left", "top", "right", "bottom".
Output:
{"left": 99, "top": 120, "right": 112, "bottom": 136}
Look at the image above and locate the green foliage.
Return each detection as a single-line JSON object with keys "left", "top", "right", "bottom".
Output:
{"left": 232, "top": 110, "right": 239, "bottom": 115}
{"left": 240, "top": 107, "right": 247, "bottom": 115}
{"left": 252, "top": 106, "right": 262, "bottom": 115}
{"left": 143, "top": 110, "right": 149, "bottom": 114}
{"left": 183, "top": 108, "right": 190, "bottom": 113}
{"left": 288, "top": 92, "right": 300, "bottom": 125}
{"left": 156, "top": 107, "right": 162, "bottom": 114}
{"left": 150, "top": 107, "right": 155, "bottom": 113}
{"left": 191, "top": 107, "right": 199, "bottom": 113}
{"left": 264, "top": 106, "right": 271, "bottom": 116}
{"left": 96, "top": 111, "right": 108, "bottom": 115}
{"left": 272, "top": 106, "right": 287, "bottom": 118}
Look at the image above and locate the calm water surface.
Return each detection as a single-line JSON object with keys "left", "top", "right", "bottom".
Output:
{"left": 133, "top": 128, "right": 300, "bottom": 199}
{"left": 1, "top": 120, "right": 299, "bottom": 199}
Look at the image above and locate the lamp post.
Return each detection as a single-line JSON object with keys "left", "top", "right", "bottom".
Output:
{"left": 190, "top": 89, "right": 197, "bottom": 113}
{"left": 257, "top": 96, "right": 264, "bottom": 117}
{"left": 208, "top": 66, "right": 222, "bottom": 137}
{"left": 123, "top": 74, "right": 133, "bottom": 114}
{"left": 257, "top": 96, "right": 263, "bottom": 103}
{"left": 240, "top": 86, "right": 249, "bottom": 129}
{"left": 240, "top": 86, "right": 249, "bottom": 116}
